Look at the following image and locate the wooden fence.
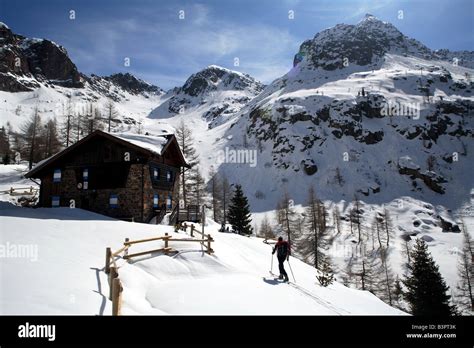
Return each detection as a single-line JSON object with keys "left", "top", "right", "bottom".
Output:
{"left": 104, "top": 231, "right": 214, "bottom": 315}
{"left": 1, "top": 186, "right": 39, "bottom": 196}
{"left": 176, "top": 222, "right": 206, "bottom": 239}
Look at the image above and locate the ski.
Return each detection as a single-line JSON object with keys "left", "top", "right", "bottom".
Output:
{"left": 269, "top": 271, "right": 290, "bottom": 283}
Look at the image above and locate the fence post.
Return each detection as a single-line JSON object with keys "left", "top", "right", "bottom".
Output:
{"left": 190, "top": 224, "right": 194, "bottom": 237}
{"left": 201, "top": 205, "right": 205, "bottom": 236}
{"left": 124, "top": 238, "right": 129, "bottom": 258}
{"left": 164, "top": 233, "right": 169, "bottom": 249}
{"left": 109, "top": 266, "right": 118, "bottom": 300}
{"left": 105, "top": 247, "right": 111, "bottom": 274}
{"left": 112, "top": 278, "right": 122, "bottom": 316}
{"left": 207, "top": 234, "right": 212, "bottom": 254}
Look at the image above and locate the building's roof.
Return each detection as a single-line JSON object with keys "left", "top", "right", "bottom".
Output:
{"left": 113, "top": 132, "right": 170, "bottom": 156}
{"left": 25, "top": 130, "right": 188, "bottom": 178}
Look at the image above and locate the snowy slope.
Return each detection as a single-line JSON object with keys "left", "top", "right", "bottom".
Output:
{"left": 0, "top": 165, "right": 404, "bottom": 315}
{"left": 119, "top": 220, "right": 404, "bottom": 315}
{"left": 0, "top": 78, "right": 164, "bottom": 131}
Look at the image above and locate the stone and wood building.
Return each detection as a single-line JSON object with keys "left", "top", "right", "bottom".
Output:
{"left": 25, "top": 130, "right": 199, "bottom": 223}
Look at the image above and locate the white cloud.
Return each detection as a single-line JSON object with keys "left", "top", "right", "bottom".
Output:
{"left": 60, "top": 5, "right": 300, "bottom": 88}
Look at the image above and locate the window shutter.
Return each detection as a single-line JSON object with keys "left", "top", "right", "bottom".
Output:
{"left": 53, "top": 169, "right": 61, "bottom": 183}
{"left": 109, "top": 194, "right": 118, "bottom": 208}
{"left": 52, "top": 196, "right": 60, "bottom": 207}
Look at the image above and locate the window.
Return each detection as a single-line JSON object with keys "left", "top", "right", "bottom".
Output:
{"left": 53, "top": 169, "right": 61, "bottom": 183}
{"left": 153, "top": 194, "right": 159, "bottom": 208}
{"left": 109, "top": 194, "right": 118, "bottom": 208}
{"left": 83, "top": 169, "right": 89, "bottom": 190}
{"left": 153, "top": 168, "right": 160, "bottom": 181}
{"left": 167, "top": 194, "right": 172, "bottom": 209}
{"left": 52, "top": 196, "right": 60, "bottom": 207}
{"left": 166, "top": 170, "right": 173, "bottom": 183}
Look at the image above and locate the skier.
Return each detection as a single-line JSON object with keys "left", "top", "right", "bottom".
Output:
{"left": 272, "top": 236, "right": 290, "bottom": 282}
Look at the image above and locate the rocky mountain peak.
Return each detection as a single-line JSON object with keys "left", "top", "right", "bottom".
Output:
{"left": 150, "top": 65, "right": 264, "bottom": 126}
{"left": 104, "top": 72, "right": 163, "bottom": 95}
{"left": 0, "top": 22, "right": 83, "bottom": 91}
{"left": 181, "top": 65, "right": 264, "bottom": 97}
{"left": 293, "top": 14, "right": 432, "bottom": 71}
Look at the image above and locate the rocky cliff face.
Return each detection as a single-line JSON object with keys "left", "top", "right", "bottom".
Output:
{"left": 0, "top": 23, "right": 163, "bottom": 97}
{"left": 0, "top": 22, "right": 83, "bottom": 91}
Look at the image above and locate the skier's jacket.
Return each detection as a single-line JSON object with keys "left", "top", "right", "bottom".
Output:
{"left": 273, "top": 240, "right": 290, "bottom": 259}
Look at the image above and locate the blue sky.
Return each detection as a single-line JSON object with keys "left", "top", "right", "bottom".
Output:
{"left": 0, "top": 0, "right": 472, "bottom": 89}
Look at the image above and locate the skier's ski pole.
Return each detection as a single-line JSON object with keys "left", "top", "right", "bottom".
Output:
{"left": 270, "top": 253, "right": 274, "bottom": 273}
{"left": 288, "top": 259, "right": 296, "bottom": 283}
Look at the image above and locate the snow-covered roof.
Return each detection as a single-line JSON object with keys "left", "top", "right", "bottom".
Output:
{"left": 25, "top": 130, "right": 184, "bottom": 178}
{"left": 112, "top": 132, "right": 170, "bottom": 156}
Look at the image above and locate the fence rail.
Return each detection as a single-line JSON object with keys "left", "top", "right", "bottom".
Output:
{"left": 104, "top": 230, "right": 214, "bottom": 315}
{"left": 1, "top": 186, "right": 39, "bottom": 196}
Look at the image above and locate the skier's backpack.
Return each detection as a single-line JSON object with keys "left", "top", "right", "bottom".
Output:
{"left": 276, "top": 241, "right": 289, "bottom": 258}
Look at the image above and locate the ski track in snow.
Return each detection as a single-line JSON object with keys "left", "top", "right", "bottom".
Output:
{"left": 268, "top": 270, "right": 349, "bottom": 314}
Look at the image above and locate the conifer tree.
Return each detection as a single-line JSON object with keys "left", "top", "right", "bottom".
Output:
{"left": 190, "top": 167, "right": 205, "bottom": 207}
{"left": 403, "top": 239, "right": 456, "bottom": 315}
{"left": 175, "top": 120, "right": 199, "bottom": 207}
{"left": 333, "top": 206, "right": 341, "bottom": 235}
{"left": 317, "top": 259, "right": 335, "bottom": 287}
{"left": 393, "top": 276, "right": 403, "bottom": 302}
{"left": 259, "top": 215, "right": 273, "bottom": 241}
{"left": 207, "top": 167, "right": 222, "bottom": 223}
{"left": 20, "top": 106, "right": 41, "bottom": 169}
{"left": 0, "top": 126, "right": 10, "bottom": 164}
{"left": 104, "top": 99, "right": 119, "bottom": 132}
{"left": 227, "top": 184, "right": 252, "bottom": 235}
{"left": 298, "top": 186, "right": 328, "bottom": 269}
{"left": 279, "top": 191, "right": 298, "bottom": 247}
{"left": 456, "top": 220, "right": 474, "bottom": 312}
{"left": 42, "top": 118, "right": 62, "bottom": 158}
{"left": 378, "top": 247, "right": 395, "bottom": 305}
{"left": 61, "top": 98, "right": 74, "bottom": 147}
